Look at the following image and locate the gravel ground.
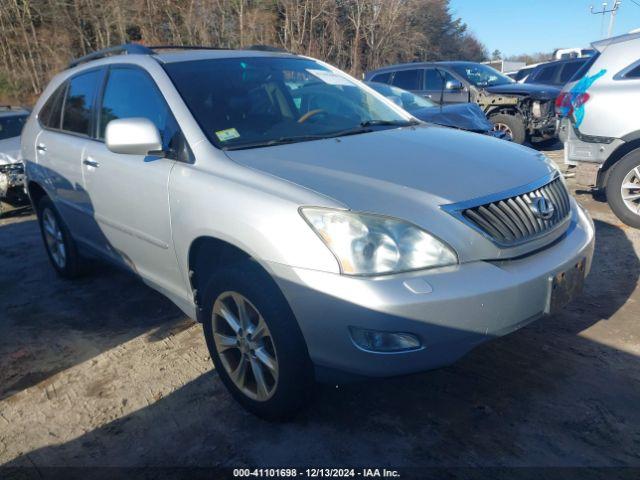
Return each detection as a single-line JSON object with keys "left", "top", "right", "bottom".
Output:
{"left": 1, "top": 145, "right": 639, "bottom": 474}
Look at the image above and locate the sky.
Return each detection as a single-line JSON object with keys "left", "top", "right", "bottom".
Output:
{"left": 449, "top": 0, "right": 640, "bottom": 57}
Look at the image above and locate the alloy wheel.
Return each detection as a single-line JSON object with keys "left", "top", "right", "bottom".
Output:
{"left": 492, "top": 122, "right": 513, "bottom": 140}
{"left": 212, "top": 291, "right": 279, "bottom": 401}
{"left": 42, "top": 208, "right": 66, "bottom": 269}
{"left": 621, "top": 165, "right": 640, "bottom": 216}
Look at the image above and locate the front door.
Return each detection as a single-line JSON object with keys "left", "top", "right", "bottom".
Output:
{"left": 82, "top": 65, "right": 185, "bottom": 299}
{"left": 424, "top": 68, "right": 469, "bottom": 104}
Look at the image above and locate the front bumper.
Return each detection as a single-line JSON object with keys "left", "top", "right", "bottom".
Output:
{"left": 268, "top": 202, "right": 594, "bottom": 379}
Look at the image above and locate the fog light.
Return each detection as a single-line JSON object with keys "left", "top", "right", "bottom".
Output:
{"left": 349, "top": 327, "right": 421, "bottom": 352}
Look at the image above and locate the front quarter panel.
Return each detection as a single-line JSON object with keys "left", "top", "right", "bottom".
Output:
{"left": 169, "top": 142, "right": 342, "bottom": 295}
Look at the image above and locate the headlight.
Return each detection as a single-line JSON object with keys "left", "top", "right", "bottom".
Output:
{"left": 300, "top": 208, "right": 457, "bottom": 275}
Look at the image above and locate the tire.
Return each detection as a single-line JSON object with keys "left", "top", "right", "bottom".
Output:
{"left": 36, "top": 196, "right": 84, "bottom": 278}
{"left": 489, "top": 113, "right": 527, "bottom": 144}
{"left": 606, "top": 149, "right": 640, "bottom": 228}
{"left": 202, "top": 261, "right": 314, "bottom": 420}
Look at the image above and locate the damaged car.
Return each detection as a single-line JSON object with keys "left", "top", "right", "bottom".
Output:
{"left": 0, "top": 106, "right": 29, "bottom": 216}
{"left": 365, "top": 61, "right": 560, "bottom": 145}
{"left": 366, "top": 81, "right": 506, "bottom": 139}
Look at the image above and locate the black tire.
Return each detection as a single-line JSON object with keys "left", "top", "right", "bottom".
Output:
{"left": 202, "top": 261, "right": 314, "bottom": 420}
{"left": 489, "top": 113, "right": 527, "bottom": 144}
{"left": 606, "top": 149, "right": 640, "bottom": 228}
{"left": 36, "top": 196, "right": 84, "bottom": 278}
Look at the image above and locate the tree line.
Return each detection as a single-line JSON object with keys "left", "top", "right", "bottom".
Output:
{"left": 0, "top": 0, "right": 488, "bottom": 104}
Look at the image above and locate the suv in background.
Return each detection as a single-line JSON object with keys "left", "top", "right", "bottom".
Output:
{"left": 0, "top": 106, "right": 30, "bottom": 216}
{"left": 557, "top": 31, "right": 640, "bottom": 227}
{"left": 525, "top": 58, "right": 589, "bottom": 88}
{"left": 365, "top": 61, "right": 560, "bottom": 145}
{"left": 23, "top": 45, "right": 594, "bottom": 418}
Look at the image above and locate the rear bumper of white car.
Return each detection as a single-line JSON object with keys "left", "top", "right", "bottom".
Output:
{"left": 559, "top": 117, "right": 623, "bottom": 167}
{"left": 268, "top": 202, "right": 595, "bottom": 380}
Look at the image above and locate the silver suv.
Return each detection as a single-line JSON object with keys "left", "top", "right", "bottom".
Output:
{"left": 23, "top": 45, "right": 595, "bottom": 418}
{"left": 558, "top": 31, "right": 640, "bottom": 227}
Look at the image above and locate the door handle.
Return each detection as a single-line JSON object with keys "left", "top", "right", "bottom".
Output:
{"left": 36, "top": 144, "right": 47, "bottom": 152}
{"left": 83, "top": 158, "right": 100, "bottom": 168}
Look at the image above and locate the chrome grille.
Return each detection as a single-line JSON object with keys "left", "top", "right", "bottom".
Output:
{"left": 459, "top": 176, "right": 571, "bottom": 246}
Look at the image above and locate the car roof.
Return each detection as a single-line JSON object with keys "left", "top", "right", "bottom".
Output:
{"left": 592, "top": 30, "right": 640, "bottom": 51}
{"left": 367, "top": 61, "right": 480, "bottom": 74}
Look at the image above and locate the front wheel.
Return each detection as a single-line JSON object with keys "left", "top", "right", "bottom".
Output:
{"left": 489, "top": 113, "right": 526, "bottom": 144}
{"left": 606, "top": 149, "right": 640, "bottom": 228}
{"left": 202, "top": 262, "right": 314, "bottom": 419}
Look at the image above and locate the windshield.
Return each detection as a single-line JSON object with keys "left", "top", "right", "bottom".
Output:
{"left": 0, "top": 114, "right": 28, "bottom": 141}
{"left": 451, "top": 64, "right": 514, "bottom": 87}
{"left": 164, "top": 57, "right": 413, "bottom": 150}
{"left": 367, "top": 82, "right": 436, "bottom": 111}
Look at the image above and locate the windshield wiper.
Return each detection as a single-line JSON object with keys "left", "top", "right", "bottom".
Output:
{"left": 359, "top": 119, "right": 420, "bottom": 127}
{"left": 222, "top": 120, "right": 420, "bottom": 150}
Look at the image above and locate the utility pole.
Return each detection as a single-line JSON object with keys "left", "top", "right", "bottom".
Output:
{"left": 590, "top": 1, "right": 622, "bottom": 38}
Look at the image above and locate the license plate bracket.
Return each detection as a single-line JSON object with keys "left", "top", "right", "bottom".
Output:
{"left": 548, "top": 258, "right": 586, "bottom": 314}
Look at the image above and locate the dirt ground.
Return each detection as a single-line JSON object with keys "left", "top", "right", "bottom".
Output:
{"left": 1, "top": 146, "right": 639, "bottom": 474}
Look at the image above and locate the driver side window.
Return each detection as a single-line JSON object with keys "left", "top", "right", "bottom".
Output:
{"left": 99, "top": 67, "right": 179, "bottom": 151}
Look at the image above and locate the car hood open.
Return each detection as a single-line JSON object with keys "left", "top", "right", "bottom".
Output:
{"left": 224, "top": 125, "right": 555, "bottom": 209}
{"left": 411, "top": 103, "right": 493, "bottom": 132}
{"left": 484, "top": 83, "right": 561, "bottom": 100}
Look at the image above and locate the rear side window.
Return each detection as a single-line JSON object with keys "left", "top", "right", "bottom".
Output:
{"left": 391, "top": 69, "right": 421, "bottom": 90}
{"left": 62, "top": 70, "right": 101, "bottom": 136}
{"left": 623, "top": 63, "right": 640, "bottom": 79}
{"left": 371, "top": 72, "right": 392, "bottom": 84}
{"left": 39, "top": 84, "right": 66, "bottom": 129}
{"left": 99, "top": 67, "right": 179, "bottom": 150}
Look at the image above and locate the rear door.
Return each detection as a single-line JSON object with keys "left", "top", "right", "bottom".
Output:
{"left": 35, "top": 69, "right": 104, "bottom": 242}
{"left": 82, "top": 65, "right": 185, "bottom": 297}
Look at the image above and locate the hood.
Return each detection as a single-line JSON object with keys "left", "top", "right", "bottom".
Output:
{"left": 225, "top": 125, "right": 555, "bottom": 211}
{"left": 0, "top": 136, "right": 21, "bottom": 166}
{"left": 410, "top": 103, "right": 493, "bottom": 132}
{"left": 484, "top": 83, "right": 560, "bottom": 100}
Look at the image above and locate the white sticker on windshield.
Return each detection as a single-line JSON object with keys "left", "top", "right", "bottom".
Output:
{"left": 215, "top": 128, "right": 240, "bottom": 142}
{"left": 306, "top": 69, "right": 354, "bottom": 86}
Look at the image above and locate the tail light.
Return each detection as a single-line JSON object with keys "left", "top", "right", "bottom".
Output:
{"left": 555, "top": 92, "right": 590, "bottom": 118}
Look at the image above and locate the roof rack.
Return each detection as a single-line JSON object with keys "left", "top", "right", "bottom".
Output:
{"left": 68, "top": 44, "right": 153, "bottom": 68}
{"left": 68, "top": 43, "right": 291, "bottom": 69}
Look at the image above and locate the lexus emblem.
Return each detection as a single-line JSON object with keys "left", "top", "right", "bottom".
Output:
{"left": 530, "top": 196, "right": 555, "bottom": 220}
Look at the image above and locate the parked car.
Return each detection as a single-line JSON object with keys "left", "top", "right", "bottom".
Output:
{"left": 366, "top": 81, "right": 505, "bottom": 139}
{"left": 557, "top": 31, "right": 640, "bottom": 228}
{"left": 507, "top": 62, "right": 544, "bottom": 83}
{"left": 23, "top": 44, "right": 595, "bottom": 418}
{"left": 525, "top": 58, "right": 589, "bottom": 88}
{"left": 365, "top": 61, "right": 560, "bottom": 145}
{"left": 0, "top": 106, "right": 29, "bottom": 216}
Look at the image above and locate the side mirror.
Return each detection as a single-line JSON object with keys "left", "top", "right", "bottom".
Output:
{"left": 445, "top": 79, "right": 463, "bottom": 91}
{"left": 105, "top": 118, "right": 162, "bottom": 156}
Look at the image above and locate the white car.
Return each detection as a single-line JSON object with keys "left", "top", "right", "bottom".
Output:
{"left": 0, "top": 107, "right": 29, "bottom": 215}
